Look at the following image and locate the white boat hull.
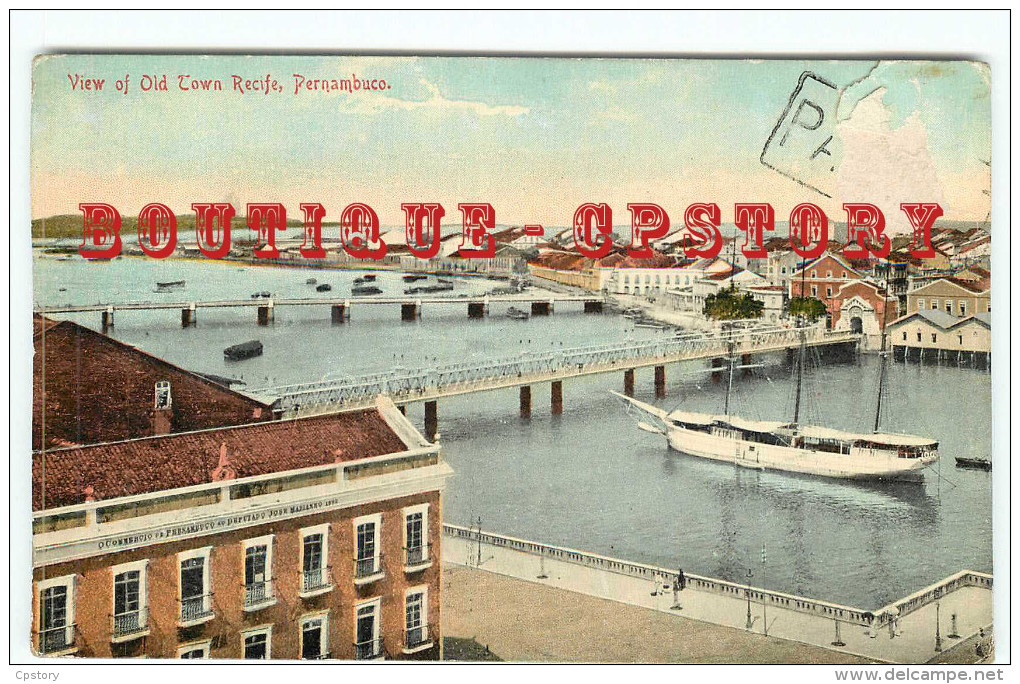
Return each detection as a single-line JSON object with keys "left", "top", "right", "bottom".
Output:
{"left": 666, "top": 425, "right": 934, "bottom": 482}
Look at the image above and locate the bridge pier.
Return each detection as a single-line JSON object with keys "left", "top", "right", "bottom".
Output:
{"left": 402, "top": 301, "right": 421, "bottom": 321}
{"left": 654, "top": 365, "right": 666, "bottom": 398}
{"left": 398, "top": 405, "right": 406, "bottom": 415}
{"left": 741, "top": 353, "right": 752, "bottom": 376}
{"left": 551, "top": 380, "right": 563, "bottom": 415}
{"left": 711, "top": 357, "right": 725, "bottom": 382}
{"left": 101, "top": 307, "right": 114, "bottom": 331}
{"left": 424, "top": 400, "right": 438, "bottom": 441}
{"left": 520, "top": 385, "right": 532, "bottom": 418}
{"left": 583, "top": 301, "right": 603, "bottom": 314}
{"left": 257, "top": 303, "right": 274, "bottom": 326}
{"left": 531, "top": 300, "right": 553, "bottom": 316}
{"left": 623, "top": 369, "right": 635, "bottom": 397}
{"left": 468, "top": 301, "right": 487, "bottom": 319}
{"left": 331, "top": 303, "right": 349, "bottom": 324}
{"left": 181, "top": 305, "right": 196, "bottom": 328}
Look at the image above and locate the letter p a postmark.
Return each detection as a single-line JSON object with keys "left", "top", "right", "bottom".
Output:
{"left": 761, "top": 72, "right": 841, "bottom": 198}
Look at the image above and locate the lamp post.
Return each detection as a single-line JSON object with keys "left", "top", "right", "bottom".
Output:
{"left": 761, "top": 543, "right": 768, "bottom": 637}
{"left": 935, "top": 601, "right": 943, "bottom": 652}
{"left": 745, "top": 568, "right": 754, "bottom": 630}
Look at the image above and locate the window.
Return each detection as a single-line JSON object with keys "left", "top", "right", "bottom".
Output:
{"left": 301, "top": 613, "right": 329, "bottom": 660}
{"left": 842, "top": 271, "right": 847, "bottom": 278}
{"left": 37, "top": 575, "right": 75, "bottom": 655}
{"left": 959, "top": 301, "right": 967, "bottom": 317}
{"left": 178, "top": 547, "right": 213, "bottom": 625}
{"left": 810, "top": 285, "right": 818, "bottom": 297}
{"left": 811, "top": 270, "right": 817, "bottom": 278}
{"left": 826, "top": 287, "right": 832, "bottom": 297}
{"left": 154, "top": 381, "right": 172, "bottom": 409}
{"left": 242, "top": 626, "right": 272, "bottom": 659}
{"left": 931, "top": 333, "right": 938, "bottom": 344}
{"left": 111, "top": 560, "right": 148, "bottom": 640}
{"left": 354, "top": 514, "right": 382, "bottom": 581}
{"left": 958, "top": 335, "right": 964, "bottom": 345}
{"left": 243, "top": 535, "right": 275, "bottom": 610}
{"left": 300, "top": 524, "right": 331, "bottom": 595}
{"left": 916, "top": 332, "right": 922, "bottom": 342}
{"left": 931, "top": 300, "right": 938, "bottom": 310}
{"left": 945, "top": 300, "right": 952, "bottom": 314}
{"left": 355, "top": 599, "right": 381, "bottom": 660}
{"left": 826, "top": 270, "right": 832, "bottom": 278}
{"left": 404, "top": 587, "right": 430, "bottom": 652}
{"left": 404, "top": 504, "right": 430, "bottom": 569}
{"left": 902, "top": 332, "right": 907, "bottom": 341}
{"left": 917, "top": 299, "right": 924, "bottom": 310}
{"left": 178, "top": 640, "right": 211, "bottom": 659}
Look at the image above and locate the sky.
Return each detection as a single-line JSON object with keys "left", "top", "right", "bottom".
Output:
{"left": 32, "top": 55, "right": 991, "bottom": 233}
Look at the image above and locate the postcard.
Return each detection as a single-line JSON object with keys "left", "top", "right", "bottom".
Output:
{"left": 29, "top": 53, "right": 993, "bottom": 664}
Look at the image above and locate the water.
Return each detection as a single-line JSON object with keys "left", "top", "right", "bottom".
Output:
{"left": 33, "top": 256, "right": 993, "bottom": 610}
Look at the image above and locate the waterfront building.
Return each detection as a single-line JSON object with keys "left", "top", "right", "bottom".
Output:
{"left": 663, "top": 265, "right": 765, "bottom": 314}
{"left": 789, "top": 253, "right": 864, "bottom": 327}
{"left": 33, "top": 316, "right": 274, "bottom": 451}
{"left": 32, "top": 397, "right": 451, "bottom": 660}
{"left": 829, "top": 280, "right": 898, "bottom": 350}
{"left": 905, "top": 277, "right": 990, "bottom": 318}
{"left": 887, "top": 310, "right": 991, "bottom": 365}
{"left": 746, "top": 285, "right": 787, "bottom": 323}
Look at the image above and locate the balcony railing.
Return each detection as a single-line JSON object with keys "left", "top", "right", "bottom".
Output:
{"left": 179, "top": 594, "right": 215, "bottom": 624}
{"left": 301, "top": 566, "right": 333, "bottom": 595}
{"left": 244, "top": 580, "right": 275, "bottom": 609}
{"left": 405, "top": 545, "right": 430, "bottom": 568}
{"left": 111, "top": 607, "right": 148, "bottom": 640}
{"left": 404, "top": 624, "right": 431, "bottom": 651}
{"left": 38, "top": 624, "right": 76, "bottom": 655}
{"left": 354, "top": 554, "right": 383, "bottom": 580}
{"left": 354, "top": 637, "right": 383, "bottom": 660}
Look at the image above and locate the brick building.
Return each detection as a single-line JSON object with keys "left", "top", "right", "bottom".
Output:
{"left": 32, "top": 397, "right": 451, "bottom": 660}
{"left": 829, "top": 280, "right": 899, "bottom": 351}
{"left": 789, "top": 253, "right": 864, "bottom": 328}
{"left": 33, "top": 315, "right": 274, "bottom": 450}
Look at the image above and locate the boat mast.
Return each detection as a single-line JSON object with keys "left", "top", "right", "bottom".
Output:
{"left": 725, "top": 335, "right": 735, "bottom": 416}
{"left": 793, "top": 318, "right": 805, "bottom": 425}
{"left": 874, "top": 330, "right": 888, "bottom": 433}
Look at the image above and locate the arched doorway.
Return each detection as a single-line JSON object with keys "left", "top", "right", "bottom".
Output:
{"left": 850, "top": 316, "right": 863, "bottom": 334}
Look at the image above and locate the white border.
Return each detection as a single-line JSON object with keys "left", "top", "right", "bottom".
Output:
{"left": 8, "top": 9, "right": 1011, "bottom": 675}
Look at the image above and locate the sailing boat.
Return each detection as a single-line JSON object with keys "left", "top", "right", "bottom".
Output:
{"left": 615, "top": 324, "right": 939, "bottom": 482}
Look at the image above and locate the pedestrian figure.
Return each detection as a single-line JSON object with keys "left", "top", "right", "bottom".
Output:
{"left": 678, "top": 568, "right": 686, "bottom": 591}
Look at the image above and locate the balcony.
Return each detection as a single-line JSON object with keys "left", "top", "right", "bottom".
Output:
{"left": 178, "top": 594, "right": 215, "bottom": 627}
{"left": 300, "top": 566, "right": 334, "bottom": 598}
{"left": 403, "top": 624, "right": 433, "bottom": 654}
{"left": 243, "top": 580, "right": 277, "bottom": 611}
{"left": 354, "top": 637, "right": 384, "bottom": 661}
{"left": 353, "top": 554, "right": 384, "bottom": 586}
{"left": 38, "top": 624, "right": 77, "bottom": 656}
{"left": 404, "top": 545, "right": 432, "bottom": 573}
{"left": 111, "top": 607, "right": 149, "bottom": 642}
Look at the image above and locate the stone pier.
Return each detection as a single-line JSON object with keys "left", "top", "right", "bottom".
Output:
{"left": 624, "top": 369, "right": 635, "bottom": 397}
{"left": 530, "top": 301, "right": 553, "bottom": 316}
{"left": 468, "top": 302, "right": 487, "bottom": 319}
{"left": 551, "top": 381, "right": 563, "bottom": 415}
{"left": 402, "top": 301, "right": 421, "bottom": 321}
{"left": 424, "top": 400, "right": 438, "bottom": 441}
{"left": 519, "top": 386, "right": 532, "bottom": 419}
{"left": 741, "top": 353, "right": 752, "bottom": 376}
{"left": 181, "top": 305, "right": 196, "bottom": 328}
{"left": 654, "top": 365, "right": 666, "bottom": 398}
{"left": 711, "top": 357, "right": 725, "bottom": 382}
{"left": 331, "top": 303, "right": 349, "bottom": 324}
{"left": 101, "top": 307, "right": 114, "bottom": 331}
{"left": 257, "top": 303, "right": 274, "bottom": 326}
{"left": 583, "top": 301, "right": 604, "bottom": 314}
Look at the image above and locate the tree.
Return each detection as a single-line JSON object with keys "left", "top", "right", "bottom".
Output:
{"left": 703, "top": 287, "right": 764, "bottom": 321}
{"left": 787, "top": 296, "right": 827, "bottom": 320}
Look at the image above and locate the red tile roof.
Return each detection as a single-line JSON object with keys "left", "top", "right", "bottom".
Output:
{"left": 33, "top": 409, "right": 409, "bottom": 511}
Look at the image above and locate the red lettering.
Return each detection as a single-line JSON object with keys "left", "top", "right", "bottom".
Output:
{"left": 733, "top": 203, "right": 774, "bottom": 258}
{"left": 842, "top": 203, "right": 891, "bottom": 259}
{"left": 788, "top": 203, "right": 828, "bottom": 260}
{"left": 626, "top": 203, "right": 670, "bottom": 259}
{"left": 340, "top": 203, "right": 386, "bottom": 260}
{"left": 192, "top": 203, "right": 235, "bottom": 260}
{"left": 136, "top": 202, "right": 177, "bottom": 259}
{"left": 78, "top": 203, "right": 122, "bottom": 259}
{"left": 572, "top": 203, "right": 613, "bottom": 259}
{"left": 457, "top": 203, "right": 495, "bottom": 258}
{"left": 298, "top": 203, "right": 327, "bottom": 259}
{"left": 682, "top": 203, "right": 722, "bottom": 259}
{"left": 248, "top": 203, "right": 287, "bottom": 259}
{"left": 900, "top": 202, "right": 943, "bottom": 259}
{"left": 401, "top": 203, "right": 445, "bottom": 260}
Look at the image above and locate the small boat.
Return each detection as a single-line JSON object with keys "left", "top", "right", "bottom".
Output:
{"left": 352, "top": 285, "right": 383, "bottom": 296}
{"left": 316, "top": 283, "right": 332, "bottom": 292}
{"left": 251, "top": 291, "right": 272, "bottom": 299}
{"left": 224, "top": 340, "right": 263, "bottom": 361}
{"left": 155, "top": 280, "right": 186, "bottom": 292}
{"left": 306, "top": 278, "right": 317, "bottom": 285}
{"left": 437, "top": 278, "right": 453, "bottom": 285}
{"left": 506, "top": 306, "right": 529, "bottom": 320}
{"left": 403, "top": 274, "right": 428, "bottom": 282}
{"left": 955, "top": 456, "right": 991, "bottom": 471}
{"left": 634, "top": 321, "right": 668, "bottom": 330}
{"left": 361, "top": 274, "right": 377, "bottom": 282}
{"left": 404, "top": 282, "right": 454, "bottom": 295}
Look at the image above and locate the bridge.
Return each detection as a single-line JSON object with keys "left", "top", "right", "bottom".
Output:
{"left": 249, "top": 324, "right": 860, "bottom": 437}
{"left": 36, "top": 294, "right": 604, "bottom": 328}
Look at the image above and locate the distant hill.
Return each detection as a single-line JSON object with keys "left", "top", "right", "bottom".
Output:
{"left": 32, "top": 214, "right": 329, "bottom": 240}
